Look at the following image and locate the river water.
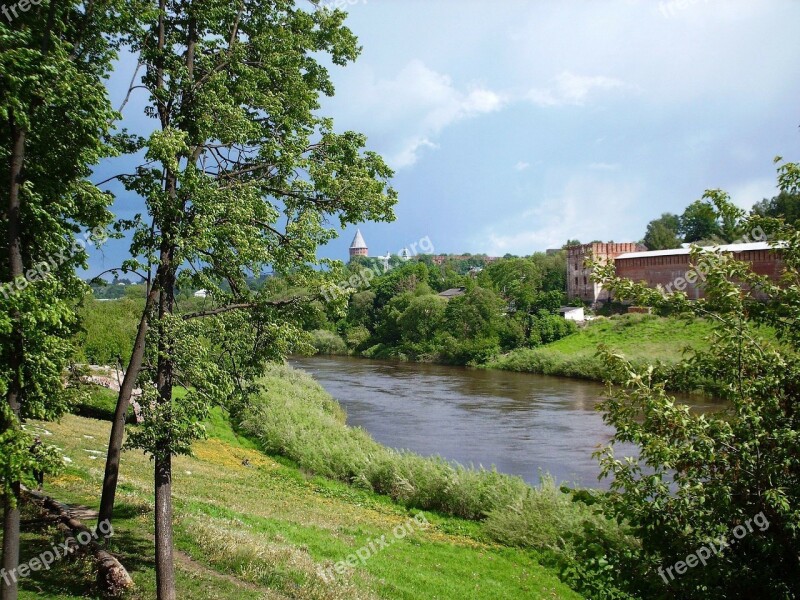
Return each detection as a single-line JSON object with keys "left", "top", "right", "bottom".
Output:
{"left": 290, "top": 356, "right": 721, "bottom": 489}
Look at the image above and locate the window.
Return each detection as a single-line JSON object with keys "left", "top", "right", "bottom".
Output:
{"left": 575, "top": 277, "right": 578, "bottom": 285}
{"left": 584, "top": 276, "right": 587, "bottom": 285}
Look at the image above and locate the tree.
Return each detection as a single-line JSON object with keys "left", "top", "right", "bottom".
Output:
{"left": 643, "top": 213, "right": 681, "bottom": 250}
{"left": 477, "top": 258, "right": 543, "bottom": 313}
{"left": 591, "top": 164, "right": 800, "bottom": 598}
{"left": 531, "top": 251, "right": 567, "bottom": 293}
{"left": 1, "top": 1, "right": 122, "bottom": 597}
{"left": 752, "top": 190, "right": 800, "bottom": 227}
{"left": 97, "top": 3, "right": 396, "bottom": 598}
{"left": 398, "top": 294, "right": 446, "bottom": 344}
{"left": 443, "top": 287, "right": 503, "bottom": 341}
{"left": 678, "top": 199, "right": 723, "bottom": 243}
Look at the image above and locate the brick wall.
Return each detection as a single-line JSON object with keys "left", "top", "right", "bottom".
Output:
{"left": 567, "top": 242, "right": 646, "bottom": 303}
{"left": 614, "top": 248, "right": 784, "bottom": 299}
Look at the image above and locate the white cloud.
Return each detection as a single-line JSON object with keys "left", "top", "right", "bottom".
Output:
{"left": 727, "top": 177, "right": 778, "bottom": 211}
{"left": 482, "top": 176, "right": 644, "bottom": 255}
{"left": 330, "top": 60, "right": 505, "bottom": 168}
{"left": 392, "top": 138, "right": 439, "bottom": 170}
{"left": 528, "top": 71, "right": 630, "bottom": 107}
{"left": 515, "top": 161, "right": 530, "bottom": 171}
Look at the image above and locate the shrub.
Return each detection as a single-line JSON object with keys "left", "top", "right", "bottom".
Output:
{"left": 309, "top": 329, "right": 347, "bottom": 355}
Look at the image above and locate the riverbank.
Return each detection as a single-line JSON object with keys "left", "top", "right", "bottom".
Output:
{"left": 11, "top": 405, "right": 584, "bottom": 599}
{"left": 329, "top": 313, "right": 714, "bottom": 384}
{"left": 485, "top": 313, "right": 714, "bottom": 381}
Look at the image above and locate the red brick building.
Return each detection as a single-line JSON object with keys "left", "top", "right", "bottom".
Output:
{"left": 567, "top": 241, "right": 784, "bottom": 304}
{"left": 567, "top": 242, "right": 646, "bottom": 303}
{"left": 614, "top": 242, "right": 783, "bottom": 300}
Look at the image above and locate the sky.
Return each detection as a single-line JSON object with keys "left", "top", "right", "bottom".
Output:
{"left": 88, "top": 0, "right": 800, "bottom": 276}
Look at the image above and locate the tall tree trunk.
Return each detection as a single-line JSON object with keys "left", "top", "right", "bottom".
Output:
{"left": 2, "top": 115, "right": 26, "bottom": 600}
{"left": 154, "top": 266, "right": 176, "bottom": 600}
{"left": 154, "top": 450, "right": 174, "bottom": 600}
{"left": 97, "top": 281, "right": 159, "bottom": 528}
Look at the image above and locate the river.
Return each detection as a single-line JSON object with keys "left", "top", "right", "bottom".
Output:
{"left": 290, "top": 356, "right": 721, "bottom": 489}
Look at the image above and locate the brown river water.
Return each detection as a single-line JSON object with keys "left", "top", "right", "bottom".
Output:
{"left": 291, "top": 355, "right": 723, "bottom": 489}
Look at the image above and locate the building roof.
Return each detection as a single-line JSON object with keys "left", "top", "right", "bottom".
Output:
{"left": 349, "top": 229, "right": 367, "bottom": 249}
{"left": 438, "top": 287, "right": 466, "bottom": 299}
{"left": 558, "top": 306, "right": 584, "bottom": 314}
{"left": 616, "top": 241, "right": 777, "bottom": 260}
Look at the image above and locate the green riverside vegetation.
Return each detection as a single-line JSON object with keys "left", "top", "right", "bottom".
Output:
{"left": 8, "top": 396, "right": 585, "bottom": 599}
{"left": 486, "top": 313, "right": 715, "bottom": 381}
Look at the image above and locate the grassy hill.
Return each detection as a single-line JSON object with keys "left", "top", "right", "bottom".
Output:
{"left": 487, "top": 313, "right": 715, "bottom": 381}
{"left": 9, "top": 410, "right": 582, "bottom": 599}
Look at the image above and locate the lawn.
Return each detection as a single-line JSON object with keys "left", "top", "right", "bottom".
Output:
{"left": 4, "top": 412, "right": 582, "bottom": 599}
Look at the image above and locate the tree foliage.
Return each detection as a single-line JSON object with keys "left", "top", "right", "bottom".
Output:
{"left": 590, "top": 161, "right": 800, "bottom": 598}
{"left": 643, "top": 213, "right": 681, "bottom": 250}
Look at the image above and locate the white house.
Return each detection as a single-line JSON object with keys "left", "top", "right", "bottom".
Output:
{"left": 558, "top": 306, "right": 585, "bottom": 322}
{"left": 193, "top": 289, "right": 208, "bottom": 298}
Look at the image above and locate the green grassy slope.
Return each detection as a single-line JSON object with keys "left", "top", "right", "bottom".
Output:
{"left": 6, "top": 412, "right": 582, "bottom": 600}
{"left": 487, "top": 314, "right": 714, "bottom": 381}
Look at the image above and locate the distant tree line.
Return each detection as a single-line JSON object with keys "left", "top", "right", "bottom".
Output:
{"left": 641, "top": 189, "right": 800, "bottom": 250}
{"left": 300, "top": 251, "right": 575, "bottom": 365}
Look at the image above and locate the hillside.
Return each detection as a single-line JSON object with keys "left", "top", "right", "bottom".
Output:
{"left": 487, "top": 313, "right": 715, "bottom": 381}
{"left": 10, "top": 410, "right": 582, "bottom": 599}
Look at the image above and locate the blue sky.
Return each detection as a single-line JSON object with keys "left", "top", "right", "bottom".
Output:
{"left": 88, "top": 0, "right": 800, "bottom": 276}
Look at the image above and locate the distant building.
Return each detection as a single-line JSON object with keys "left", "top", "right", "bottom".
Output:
{"left": 438, "top": 287, "right": 467, "bottom": 299}
{"left": 558, "top": 306, "right": 585, "bottom": 322}
{"left": 349, "top": 229, "right": 368, "bottom": 259}
{"left": 567, "top": 242, "right": 646, "bottom": 304}
{"left": 431, "top": 255, "right": 499, "bottom": 266}
{"left": 194, "top": 289, "right": 208, "bottom": 298}
{"left": 566, "top": 241, "right": 784, "bottom": 304}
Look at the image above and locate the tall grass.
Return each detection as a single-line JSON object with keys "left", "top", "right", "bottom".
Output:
{"left": 238, "top": 364, "right": 529, "bottom": 520}
{"left": 237, "top": 363, "right": 637, "bottom": 598}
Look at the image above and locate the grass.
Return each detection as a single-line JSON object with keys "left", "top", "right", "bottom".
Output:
{"left": 238, "top": 364, "right": 535, "bottom": 521}
{"left": 4, "top": 411, "right": 583, "bottom": 599}
{"left": 486, "top": 313, "right": 715, "bottom": 381}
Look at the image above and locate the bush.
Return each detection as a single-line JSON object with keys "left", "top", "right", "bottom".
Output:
{"left": 343, "top": 325, "right": 371, "bottom": 351}
{"left": 439, "top": 334, "right": 500, "bottom": 365}
{"left": 309, "top": 329, "right": 347, "bottom": 355}
{"left": 72, "top": 384, "right": 134, "bottom": 422}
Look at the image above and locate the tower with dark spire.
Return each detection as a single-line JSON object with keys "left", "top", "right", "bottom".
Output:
{"left": 349, "top": 229, "right": 368, "bottom": 259}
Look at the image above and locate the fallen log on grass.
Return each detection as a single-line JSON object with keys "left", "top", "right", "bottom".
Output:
{"left": 23, "top": 486, "right": 134, "bottom": 597}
